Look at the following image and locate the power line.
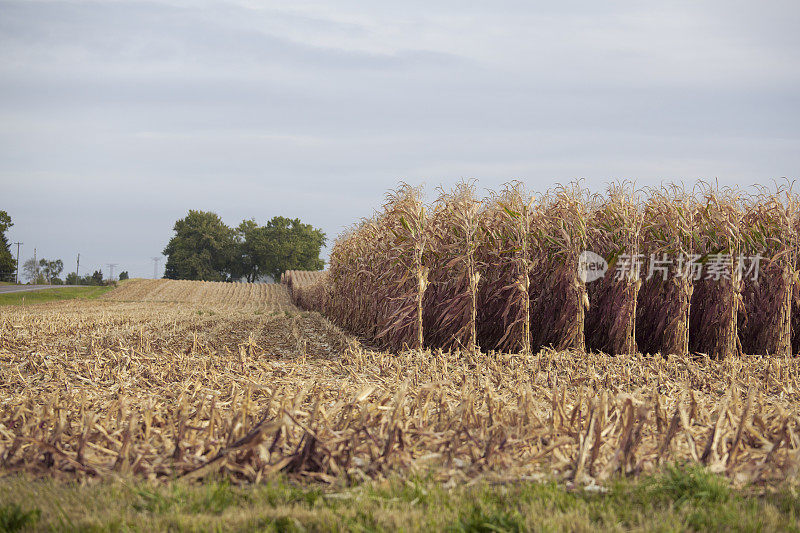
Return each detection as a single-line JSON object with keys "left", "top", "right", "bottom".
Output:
{"left": 106, "top": 263, "right": 118, "bottom": 282}
{"left": 12, "top": 242, "right": 22, "bottom": 284}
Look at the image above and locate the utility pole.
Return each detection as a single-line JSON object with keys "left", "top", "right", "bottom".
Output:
{"left": 76, "top": 254, "right": 80, "bottom": 282}
{"left": 151, "top": 257, "right": 161, "bottom": 279}
{"left": 106, "top": 263, "right": 118, "bottom": 282}
{"left": 12, "top": 242, "right": 21, "bottom": 283}
{"left": 33, "top": 247, "right": 37, "bottom": 283}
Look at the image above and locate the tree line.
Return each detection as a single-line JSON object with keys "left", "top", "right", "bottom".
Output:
{"left": 1, "top": 210, "right": 128, "bottom": 285}
{"left": 0, "top": 208, "right": 326, "bottom": 285}
{"left": 163, "top": 211, "right": 326, "bottom": 282}
{"left": 20, "top": 258, "right": 127, "bottom": 285}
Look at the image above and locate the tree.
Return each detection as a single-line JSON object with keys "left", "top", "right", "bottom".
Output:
{"left": 91, "top": 270, "right": 104, "bottom": 286}
{"left": 0, "top": 211, "right": 11, "bottom": 236}
{"left": 163, "top": 211, "right": 325, "bottom": 283}
{"left": 0, "top": 211, "right": 15, "bottom": 282}
{"left": 232, "top": 216, "right": 325, "bottom": 282}
{"left": 260, "top": 216, "right": 325, "bottom": 281}
{"left": 234, "top": 218, "right": 268, "bottom": 282}
{"left": 0, "top": 232, "right": 13, "bottom": 282}
{"left": 65, "top": 272, "right": 80, "bottom": 285}
{"left": 163, "top": 210, "right": 235, "bottom": 281}
{"left": 22, "top": 257, "right": 39, "bottom": 283}
{"left": 118, "top": 271, "right": 129, "bottom": 281}
{"left": 39, "top": 258, "right": 63, "bottom": 284}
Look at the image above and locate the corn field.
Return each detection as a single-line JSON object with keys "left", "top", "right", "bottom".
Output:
{"left": 1, "top": 294, "right": 799, "bottom": 486}
{"left": 283, "top": 270, "right": 328, "bottom": 311}
{"left": 3, "top": 177, "right": 800, "bottom": 490}
{"left": 107, "top": 279, "right": 297, "bottom": 312}
{"left": 295, "top": 181, "right": 800, "bottom": 358}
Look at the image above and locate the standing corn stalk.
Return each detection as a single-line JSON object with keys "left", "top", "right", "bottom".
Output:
{"left": 793, "top": 210, "right": 800, "bottom": 355}
{"left": 530, "top": 182, "right": 590, "bottom": 352}
{"left": 585, "top": 182, "right": 644, "bottom": 354}
{"left": 739, "top": 184, "right": 799, "bottom": 356}
{"left": 289, "top": 270, "right": 330, "bottom": 312}
{"left": 636, "top": 185, "right": 695, "bottom": 356}
{"left": 374, "top": 184, "right": 428, "bottom": 350}
{"left": 477, "top": 182, "right": 533, "bottom": 353}
{"left": 325, "top": 220, "right": 382, "bottom": 338}
{"left": 689, "top": 183, "right": 744, "bottom": 359}
{"left": 424, "top": 182, "right": 481, "bottom": 352}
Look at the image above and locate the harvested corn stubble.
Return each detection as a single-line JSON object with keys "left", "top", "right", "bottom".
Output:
{"left": 1, "top": 293, "right": 799, "bottom": 487}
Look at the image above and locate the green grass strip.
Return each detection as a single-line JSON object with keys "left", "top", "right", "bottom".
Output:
{"left": 0, "top": 465, "right": 798, "bottom": 532}
{"left": 0, "top": 286, "right": 113, "bottom": 307}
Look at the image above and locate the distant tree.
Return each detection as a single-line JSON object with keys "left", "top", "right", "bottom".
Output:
{"left": 91, "top": 270, "right": 104, "bottom": 286}
{"left": 39, "top": 258, "right": 63, "bottom": 284}
{"left": 22, "top": 257, "right": 38, "bottom": 283}
{"left": 0, "top": 211, "right": 15, "bottom": 282}
{"left": 0, "top": 211, "right": 11, "bottom": 236}
{"left": 162, "top": 211, "right": 325, "bottom": 283}
{"left": 233, "top": 218, "right": 267, "bottom": 282}
{"left": 163, "top": 210, "right": 235, "bottom": 281}
{"left": 231, "top": 216, "right": 325, "bottom": 282}
{"left": 261, "top": 216, "right": 326, "bottom": 281}
{"left": 0, "top": 233, "right": 13, "bottom": 282}
{"left": 51, "top": 277, "right": 63, "bottom": 285}
{"left": 65, "top": 272, "right": 80, "bottom": 285}
{"left": 118, "top": 271, "right": 129, "bottom": 281}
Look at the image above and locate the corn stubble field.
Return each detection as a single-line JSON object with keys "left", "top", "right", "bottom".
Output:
{"left": 2, "top": 281, "right": 798, "bottom": 490}
{"left": 1, "top": 181, "right": 800, "bottom": 499}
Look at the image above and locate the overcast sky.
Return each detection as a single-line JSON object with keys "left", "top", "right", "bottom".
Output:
{"left": 1, "top": 0, "right": 798, "bottom": 279}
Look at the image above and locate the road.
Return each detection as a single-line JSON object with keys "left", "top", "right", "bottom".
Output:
{"left": 0, "top": 285, "right": 83, "bottom": 294}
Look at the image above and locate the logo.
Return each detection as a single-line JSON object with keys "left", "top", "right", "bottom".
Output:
{"left": 578, "top": 250, "right": 608, "bottom": 283}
